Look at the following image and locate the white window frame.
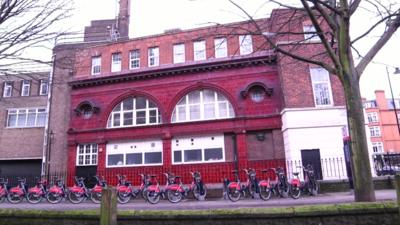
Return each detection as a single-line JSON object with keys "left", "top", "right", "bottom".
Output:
{"left": 303, "top": 25, "right": 320, "bottom": 42}
{"left": 107, "top": 97, "right": 161, "bottom": 128}
{"left": 129, "top": 49, "right": 140, "bottom": 69}
{"left": 21, "top": 80, "right": 30, "bottom": 96}
{"left": 148, "top": 47, "right": 159, "bottom": 67}
{"left": 111, "top": 52, "right": 122, "bottom": 72}
{"left": 239, "top": 35, "right": 253, "bottom": 55}
{"left": 193, "top": 40, "right": 206, "bottom": 61}
{"left": 372, "top": 142, "right": 384, "bottom": 153}
{"left": 91, "top": 56, "right": 101, "bottom": 75}
{"left": 172, "top": 135, "right": 225, "bottom": 164}
{"left": 369, "top": 126, "right": 381, "bottom": 137}
{"left": 367, "top": 112, "right": 379, "bottom": 123}
{"left": 214, "top": 37, "right": 227, "bottom": 58}
{"left": 106, "top": 140, "right": 163, "bottom": 167}
{"left": 173, "top": 43, "right": 185, "bottom": 63}
{"left": 76, "top": 144, "right": 98, "bottom": 166}
{"left": 171, "top": 89, "right": 235, "bottom": 123}
{"left": 6, "top": 108, "right": 47, "bottom": 128}
{"left": 310, "top": 68, "right": 333, "bottom": 107}
{"left": 39, "top": 80, "right": 48, "bottom": 96}
{"left": 3, "top": 82, "right": 12, "bottom": 97}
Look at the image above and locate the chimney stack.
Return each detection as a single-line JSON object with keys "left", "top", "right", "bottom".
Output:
{"left": 117, "top": 0, "right": 130, "bottom": 39}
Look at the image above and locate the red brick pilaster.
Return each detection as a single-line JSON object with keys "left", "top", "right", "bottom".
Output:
{"left": 236, "top": 132, "right": 248, "bottom": 170}
{"left": 162, "top": 137, "right": 172, "bottom": 171}
{"left": 97, "top": 143, "right": 107, "bottom": 172}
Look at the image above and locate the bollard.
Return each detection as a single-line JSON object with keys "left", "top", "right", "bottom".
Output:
{"left": 100, "top": 186, "right": 117, "bottom": 225}
{"left": 395, "top": 173, "right": 400, "bottom": 225}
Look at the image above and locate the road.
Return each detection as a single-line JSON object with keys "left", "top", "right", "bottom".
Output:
{"left": 0, "top": 190, "right": 396, "bottom": 211}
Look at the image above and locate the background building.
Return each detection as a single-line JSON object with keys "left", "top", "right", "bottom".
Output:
{"left": 0, "top": 73, "right": 49, "bottom": 178}
{"left": 365, "top": 90, "right": 400, "bottom": 153}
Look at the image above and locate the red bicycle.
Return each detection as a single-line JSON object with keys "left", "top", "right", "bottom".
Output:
{"left": 163, "top": 172, "right": 188, "bottom": 203}
{"left": 26, "top": 178, "right": 48, "bottom": 204}
{"left": 0, "top": 178, "right": 8, "bottom": 203}
{"left": 145, "top": 174, "right": 161, "bottom": 204}
{"left": 46, "top": 177, "right": 68, "bottom": 204}
{"left": 68, "top": 176, "right": 88, "bottom": 204}
{"left": 222, "top": 170, "right": 242, "bottom": 202}
{"left": 89, "top": 176, "right": 107, "bottom": 204}
{"left": 7, "top": 177, "right": 27, "bottom": 203}
{"left": 189, "top": 171, "right": 206, "bottom": 200}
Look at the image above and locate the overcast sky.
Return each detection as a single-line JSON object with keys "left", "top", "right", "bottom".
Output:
{"left": 69, "top": 0, "right": 400, "bottom": 100}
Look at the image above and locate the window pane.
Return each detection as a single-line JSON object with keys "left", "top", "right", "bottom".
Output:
{"left": 184, "top": 149, "right": 202, "bottom": 162}
{"left": 36, "top": 111, "right": 46, "bottom": 126}
{"left": 145, "top": 152, "right": 162, "bottom": 164}
{"left": 203, "top": 90, "right": 215, "bottom": 102}
{"left": 178, "top": 106, "right": 186, "bottom": 121}
{"left": 136, "top": 97, "right": 146, "bottom": 109}
{"left": 188, "top": 91, "right": 200, "bottom": 104}
{"left": 79, "top": 145, "right": 84, "bottom": 154}
{"left": 149, "top": 110, "right": 157, "bottom": 123}
{"left": 219, "top": 102, "right": 227, "bottom": 117}
{"left": 85, "top": 145, "right": 91, "bottom": 153}
{"left": 113, "top": 113, "right": 121, "bottom": 126}
{"left": 149, "top": 100, "right": 157, "bottom": 108}
{"left": 174, "top": 151, "right": 182, "bottom": 163}
{"left": 27, "top": 111, "right": 36, "bottom": 126}
{"left": 17, "top": 110, "right": 27, "bottom": 127}
{"left": 189, "top": 105, "right": 200, "bottom": 120}
{"left": 217, "top": 93, "right": 227, "bottom": 101}
{"left": 204, "top": 148, "right": 223, "bottom": 161}
{"left": 136, "top": 111, "right": 146, "bottom": 124}
{"left": 91, "top": 155, "right": 97, "bottom": 164}
{"left": 108, "top": 154, "right": 124, "bottom": 166}
{"left": 7, "top": 114, "right": 17, "bottom": 127}
{"left": 123, "top": 98, "right": 133, "bottom": 110}
{"left": 123, "top": 112, "right": 133, "bottom": 125}
{"left": 78, "top": 156, "right": 83, "bottom": 165}
{"left": 92, "top": 145, "right": 98, "bottom": 153}
{"left": 126, "top": 153, "right": 142, "bottom": 165}
{"left": 204, "top": 103, "right": 215, "bottom": 119}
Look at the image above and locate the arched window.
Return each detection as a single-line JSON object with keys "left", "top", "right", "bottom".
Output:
{"left": 107, "top": 96, "right": 161, "bottom": 128}
{"left": 171, "top": 89, "right": 234, "bottom": 123}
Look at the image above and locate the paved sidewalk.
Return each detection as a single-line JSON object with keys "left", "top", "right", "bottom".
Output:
{"left": 0, "top": 189, "right": 396, "bottom": 211}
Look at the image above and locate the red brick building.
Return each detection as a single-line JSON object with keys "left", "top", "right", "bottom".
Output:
{"left": 60, "top": 1, "right": 350, "bottom": 184}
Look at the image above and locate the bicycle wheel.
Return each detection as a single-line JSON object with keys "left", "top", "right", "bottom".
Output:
{"left": 166, "top": 190, "right": 183, "bottom": 203}
{"left": 46, "top": 192, "right": 62, "bottom": 204}
{"left": 308, "top": 181, "right": 319, "bottom": 196}
{"left": 0, "top": 194, "right": 5, "bottom": 203}
{"left": 90, "top": 191, "right": 102, "bottom": 204}
{"left": 277, "top": 182, "right": 289, "bottom": 198}
{"left": 290, "top": 185, "right": 301, "bottom": 199}
{"left": 27, "top": 192, "right": 42, "bottom": 204}
{"left": 146, "top": 191, "right": 160, "bottom": 204}
{"left": 68, "top": 191, "right": 85, "bottom": 204}
{"left": 259, "top": 185, "right": 272, "bottom": 201}
{"left": 193, "top": 184, "right": 207, "bottom": 200}
{"left": 117, "top": 191, "right": 131, "bottom": 204}
{"left": 227, "top": 187, "right": 241, "bottom": 202}
{"left": 7, "top": 193, "right": 23, "bottom": 204}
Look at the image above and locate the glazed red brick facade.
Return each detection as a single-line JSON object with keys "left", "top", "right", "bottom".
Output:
{"left": 64, "top": 8, "right": 346, "bottom": 184}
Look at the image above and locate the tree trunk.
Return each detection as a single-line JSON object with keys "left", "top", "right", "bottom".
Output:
{"left": 342, "top": 73, "right": 376, "bottom": 202}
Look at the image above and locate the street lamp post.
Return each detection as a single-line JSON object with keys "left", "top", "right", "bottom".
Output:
{"left": 386, "top": 66, "right": 400, "bottom": 135}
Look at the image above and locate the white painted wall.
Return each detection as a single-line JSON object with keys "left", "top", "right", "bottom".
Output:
{"left": 282, "top": 106, "right": 377, "bottom": 180}
{"left": 282, "top": 107, "right": 348, "bottom": 180}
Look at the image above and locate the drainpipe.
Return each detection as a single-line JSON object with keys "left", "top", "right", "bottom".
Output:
{"left": 41, "top": 53, "right": 56, "bottom": 177}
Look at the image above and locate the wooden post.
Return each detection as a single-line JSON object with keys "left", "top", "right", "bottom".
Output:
{"left": 395, "top": 174, "right": 400, "bottom": 223}
{"left": 100, "top": 186, "right": 117, "bottom": 225}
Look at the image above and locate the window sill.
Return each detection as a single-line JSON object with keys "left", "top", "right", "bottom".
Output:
{"left": 106, "top": 163, "right": 163, "bottom": 168}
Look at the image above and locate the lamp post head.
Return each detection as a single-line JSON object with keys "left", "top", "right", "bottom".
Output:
{"left": 394, "top": 67, "right": 400, "bottom": 74}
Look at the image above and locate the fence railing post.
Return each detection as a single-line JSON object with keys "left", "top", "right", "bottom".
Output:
{"left": 100, "top": 186, "right": 117, "bottom": 225}
{"left": 395, "top": 173, "right": 400, "bottom": 221}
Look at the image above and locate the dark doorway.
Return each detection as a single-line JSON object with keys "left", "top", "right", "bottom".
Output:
{"left": 301, "top": 149, "right": 323, "bottom": 180}
{"left": 75, "top": 166, "right": 97, "bottom": 188}
{"left": 0, "top": 159, "right": 42, "bottom": 187}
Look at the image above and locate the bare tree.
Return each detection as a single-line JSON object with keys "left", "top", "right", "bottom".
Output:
{"left": 221, "top": 0, "right": 400, "bottom": 202}
{"left": 0, "top": 0, "right": 72, "bottom": 74}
